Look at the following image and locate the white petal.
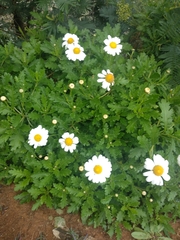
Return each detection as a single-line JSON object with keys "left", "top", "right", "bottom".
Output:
{"left": 62, "top": 132, "right": 69, "bottom": 138}
{"left": 144, "top": 158, "right": 155, "bottom": 170}
{"left": 153, "top": 154, "right": 164, "bottom": 165}
{"left": 102, "top": 70, "right": 107, "bottom": 75}
{"left": 98, "top": 73, "right": 105, "bottom": 78}
{"left": 162, "top": 173, "right": 171, "bottom": 181}
{"left": 97, "top": 79, "right": 104, "bottom": 83}
{"left": 73, "top": 137, "right": 79, "bottom": 144}
{"left": 152, "top": 176, "right": 163, "bottom": 186}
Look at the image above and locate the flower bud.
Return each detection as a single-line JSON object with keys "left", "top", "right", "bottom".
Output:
{"left": 19, "top": 89, "right": 24, "bottom": 93}
{"left": 0, "top": 96, "right": 6, "bottom": 101}
{"left": 79, "top": 166, "right": 84, "bottom": 171}
{"left": 79, "top": 80, "right": 84, "bottom": 85}
{"left": 142, "top": 191, "right": 147, "bottom": 196}
{"left": 69, "top": 83, "right": 75, "bottom": 89}
{"left": 52, "top": 119, "right": 57, "bottom": 124}
{"left": 103, "top": 114, "right": 108, "bottom": 119}
{"left": 145, "top": 87, "right": 150, "bottom": 94}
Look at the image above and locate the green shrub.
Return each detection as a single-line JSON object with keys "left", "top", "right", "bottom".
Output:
{"left": 0, "top": 22, "right": 180, "bottom": 239}
{"left": 129, "top": 0, "right": 180, "bottom": 85}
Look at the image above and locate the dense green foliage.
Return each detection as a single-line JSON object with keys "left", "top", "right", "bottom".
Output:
{"left": 130, "top": 0, "right": 180, "bottom": 85}
{"left": 0, "top": 20, "right": 180, "bottom": 239}
{"left": 0, "top": 1, "right": 180, "bottom": 239}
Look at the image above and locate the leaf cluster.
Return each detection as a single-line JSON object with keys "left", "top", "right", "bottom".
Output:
{"left": 129, "top": 0, "right": 180, "bottom": 85}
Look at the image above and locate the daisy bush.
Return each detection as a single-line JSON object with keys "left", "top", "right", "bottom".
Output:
{"left": 0, "top": 21, "right": 180, "bottom": 239}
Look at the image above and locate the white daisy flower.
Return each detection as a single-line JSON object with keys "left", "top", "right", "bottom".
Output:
{"left": 104, "top": 35, "right": 122, "bottom": 56}
{"left": 28, "top": 125, "right": 49, "bottom": 149}
{"left": 65, "top": 44, "right": 86, "bottom": 61}
{"left": 143, "top": 154, "right": 171, "bottom": 186}
{"left": 59, "top": 132, "right": 79, "bottom": 153}
{"left": 62, "top": 33, "right": 79, "bottom": 48}
{"left": 97, "top": 69, "right": 114, "bottom": 91}
{"left": 84, "top": 155, "right": 112, "bottom": 183}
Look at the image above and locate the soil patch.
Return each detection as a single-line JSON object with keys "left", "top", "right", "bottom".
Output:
{"left": 0, "top": 184, "right": 179, "bottom": 240}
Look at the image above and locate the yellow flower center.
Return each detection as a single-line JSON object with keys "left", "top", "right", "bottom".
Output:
{"left": 153, "top": 165, "right": 164, "bottom": 176}
{"left": 65, "top": 137, "right": 73, "bottom": 146}
{"left": 73, "top": 47, "right": 80, "bottom": 54}
{"left": 34, "top": 134, "right": 42, "bottom": 142}
{"left": 105, "top": 73, "right": 114, "bottom": 83}
{"left": 110, "top": 42, "right": 117, "bottom": 49}
{"left": 93, "top": 165, "right": 103, "bottom": 174}
{"left": 67, "top": 38, "right": 74, "bottom": 44}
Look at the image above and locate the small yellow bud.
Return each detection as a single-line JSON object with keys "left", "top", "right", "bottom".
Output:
{"left": 52, "top": 119, "right": 57, "bottom": 124}
{"left": 79, "top": 80, "right": 84, "bottom": 84}
{"left": 44, "top": 156, "right": 49, "bottom": 160}
{"left": 103, "top": 114, "right": 108, "bottom": 119}
{"left": 115, "top": 193, "right": 118, "bottom": 197}
{"left": 69, "top": 83, "right": 75, "bottom": 89}
{"left": 142, "top": 191, "right": 147, "bottom": 196}
{"left": 150, "top": 198, "right": 153, "bottom": 202}
{"left": 19, "top": 89, "right": 24, "bottom": 93}
{"left": 0, "top": 96, "right": 6, "bottom": 101}
{"left": 79, "top": 166, "right": 84, "bottom": 171}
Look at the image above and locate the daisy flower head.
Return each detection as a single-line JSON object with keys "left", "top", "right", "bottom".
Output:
{"left": 65, "top": 43, "right": 86, "bottom": 61}
{"left": 97, "top": 69, "right": 114, "bottom": 91}
{"left": 143, "top": 154, "right": 171, "bottom": 186}
{"left": 28, "top": 125, "right": 49, "bottom": 149}
{"left": 84, "top": 155, "right": 112, "bottom": 183}
{"left": 62, "top": 33, "right": 79, "bottom": 48}
{"left": 59, "top": 132, "right": 79, "bottom": 153}
{"left": 104, "top": 35, "right": 122, "bottom": 56}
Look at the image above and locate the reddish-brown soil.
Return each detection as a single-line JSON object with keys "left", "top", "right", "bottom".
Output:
{"left": 0, "top": 184, "right": 180, "bottom": 240}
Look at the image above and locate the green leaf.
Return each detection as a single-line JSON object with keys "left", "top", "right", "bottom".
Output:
{"left": 101, "top": 195, "right": 112, "bottom": 205}
{"left": 116, "top": 211, "right": 124, "bottom": 222}
{"left": 81, "top": 204, "right": 92, "bottom": 223}
{"left": 107, "top": 225, "right": 115, "bottom": 238}
{"left": 159, "top": 99, "right": 173, "bottom": 130}
{"left": 131, "top": 231, "right": 152, "bottom": 239}
{"left": 167, "top": 191, "right": 177, "bottom": 201}
{"left": 9, "top": 133, "right": 24, "bottom": 151}
{"left": 32, "top": 200, "right": 43, "bottom": 211}
{"left": 28, "top": 187, "right": 44, "bottom": 199}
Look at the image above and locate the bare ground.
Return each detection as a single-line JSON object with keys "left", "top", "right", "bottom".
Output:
{"left": 0, "top": 184, "right": 179, "bottom": 240}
